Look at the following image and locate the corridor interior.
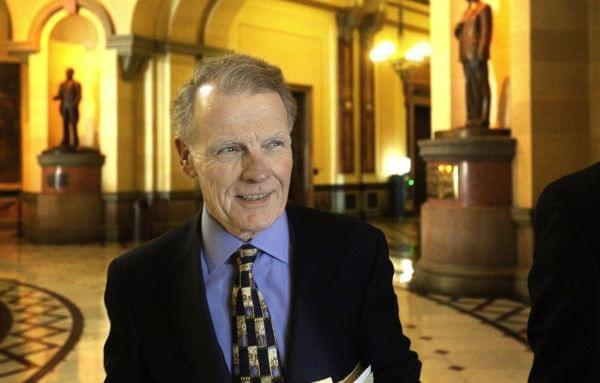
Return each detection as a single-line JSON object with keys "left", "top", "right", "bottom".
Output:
{"left": 0, "top": 219, "right": 532, "bottom": 383}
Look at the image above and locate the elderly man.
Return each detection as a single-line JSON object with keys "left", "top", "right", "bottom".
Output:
{"left": 104, "top": 54, "right": 420, "bottom": 382}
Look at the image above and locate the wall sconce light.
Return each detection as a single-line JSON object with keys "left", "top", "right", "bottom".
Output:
{"left": 384, "top": 154, "right": 412, "bottom": 176}
{"left": 369, "top": 40, "right": 397, "bottom": 62}
{"left": 391, "top": 40, "right": 432, "bottom": 76}
{"left": 370, "top": 40, "right": 431, "bottom": 64}
{"left": 370, "top": 40, "right": 432, "bottom": 76}
{"left": 404, "top": 41, "right": 432, "bottom": 63}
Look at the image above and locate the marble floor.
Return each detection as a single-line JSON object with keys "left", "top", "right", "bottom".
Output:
{"left": 0, "top": 218, "right": 532, "bottom": 382}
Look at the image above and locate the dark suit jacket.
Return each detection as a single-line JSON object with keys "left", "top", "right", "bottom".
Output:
{"left": 527, "top": 162, "right": 600, "bottom": 382}
{"left": 104, "top": 203, "right": 421, "bottom": 382}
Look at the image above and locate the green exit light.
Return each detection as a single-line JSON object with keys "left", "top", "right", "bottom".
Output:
{"left": 407, "top": 178, "right": 415, "bottom": 186}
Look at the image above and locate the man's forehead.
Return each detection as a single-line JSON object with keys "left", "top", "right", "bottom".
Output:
{"left": 194, "top": 85, "right": 281, "bottom": 103}
{"left": 200, "top": 117, "right": 289, "bottom": 138}
{"left": 192, "top": 90, "right": 288, "bottom": 140}
{"left": 194, "top": 88, "right": 286, "bottom": 118}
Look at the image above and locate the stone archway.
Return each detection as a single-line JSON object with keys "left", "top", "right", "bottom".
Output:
{"left": 0, "top": 0, "right": 12, "bottom": 44}
{"left": 167, "top": 0, "right": 216, "bottom": 44}
{"left": 128, "top": 0, "right": 247, "bottom": 49}
{"left": 202, "top": 0, "right": 245, "bottom": 48}
{"left": 130, "top": 0, "right": 172, "bottom": 41}
{"left": 47, "top": 14, "right": 103, "bottom": 148}
{"left": 18, "top": 3, "right": 117, "bottom": 193}
{"left": 163, "top": 0, "right": 247, "bottom": 48}
{"left": 8, "top": 0, "right": 114, "bottom": 55}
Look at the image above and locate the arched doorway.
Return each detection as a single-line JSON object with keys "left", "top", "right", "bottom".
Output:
{"left": 0, "top": 0, "right": 20, "bottom": 231}
{"left": 289, "top": 85, "right": 314, "bottom": 207}
{"left": 47, "top": 14, "right": 101, "bottom": 148}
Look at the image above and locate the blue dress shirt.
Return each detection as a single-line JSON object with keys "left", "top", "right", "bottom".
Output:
{"left": 200, "top": 206, "right": 291, "bottom": 372}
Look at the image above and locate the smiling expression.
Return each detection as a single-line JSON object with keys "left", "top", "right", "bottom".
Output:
{"left": 176, "top": 88, "right": 293, "bottom": 241}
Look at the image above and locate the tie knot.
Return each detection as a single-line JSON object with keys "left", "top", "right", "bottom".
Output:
{"left": 235, "top": 244, "right": 259, "bottom": 267}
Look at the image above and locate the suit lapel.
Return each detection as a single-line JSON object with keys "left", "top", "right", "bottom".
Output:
{"left": 156, "top": 213, "right": 231, "bottom": 382}
{"left": 286, "top": 205, "right": 340, "bottom": 382}
{"left": 152, "top": 206, "right": 342, "bottom": 382}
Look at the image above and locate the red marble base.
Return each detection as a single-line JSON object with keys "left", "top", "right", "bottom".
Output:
{"left": 414, "top": 133, "right": 517, "bottom": 297}
{"left": 24, "top": 148, "right": 105, "bottom": 243}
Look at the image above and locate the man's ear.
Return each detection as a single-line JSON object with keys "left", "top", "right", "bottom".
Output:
{"left": 174, "top": 137, "right": 198, "bottom": 179}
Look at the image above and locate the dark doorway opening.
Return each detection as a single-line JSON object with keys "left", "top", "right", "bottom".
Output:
{"left": 0, "top": 63, "right": 22, "bottom": 232}
{"left": 413, "top": 105, "right": 431, "bottom": 211}
{"left": 402, "top": 63, "right": 431, "bottom": 214}
{"left": 288, "top": 87, "right": 313, "bottom": 207}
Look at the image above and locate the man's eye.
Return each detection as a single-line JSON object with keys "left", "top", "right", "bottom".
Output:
{"left": 267, "top": 140, "right": 284, "bottom": 148}
{"left": 217, "top": 146, "right": 239, "bottom": 155}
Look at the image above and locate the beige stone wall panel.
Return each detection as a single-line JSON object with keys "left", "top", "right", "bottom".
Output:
{"left": 530, "top": 0, "right": 591, "bottom": 199}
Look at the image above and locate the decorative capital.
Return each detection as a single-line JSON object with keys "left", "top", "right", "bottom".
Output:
{"left": 360, "top": 10, "right": 385, "bottom": 36}
{"left": 106, "top": 34, "right": 231, "bottom": 81}
{"left": 336, "top": 8, "right": 362, "bottom": 40}
{"left": 336, "top": 3, "right": 385, "bottom": 41}
{"left": 106, "top": 35, "right": 156, "bottom": 80}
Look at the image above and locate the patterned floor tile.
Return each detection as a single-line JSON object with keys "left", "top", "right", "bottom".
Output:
{"left": 0, "top": 279, "right": 83, "bottom": 382}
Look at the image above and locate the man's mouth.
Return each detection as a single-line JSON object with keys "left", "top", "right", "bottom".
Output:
{"left": 237, "top": 192, "right": 271, "bottom": 201}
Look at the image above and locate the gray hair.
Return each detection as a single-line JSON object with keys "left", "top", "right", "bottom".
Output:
{"left": 172, "top": 54, "right": 297, "bottom": 145}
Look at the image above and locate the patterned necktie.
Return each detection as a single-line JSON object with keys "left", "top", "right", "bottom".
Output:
{"left": 231, "top": 244, "right": 283, "bottom": 382}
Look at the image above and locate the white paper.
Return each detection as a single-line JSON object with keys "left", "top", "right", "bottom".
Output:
{"left": 353, "top": 365, "right": 372, "bottom": 383}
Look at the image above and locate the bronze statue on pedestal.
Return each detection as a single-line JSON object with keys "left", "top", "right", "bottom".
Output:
{"left": 53, "top": 68, "right": 82, "bottom": 147}
{"left": 455, "top": 0, "right": 492, "bottom": 128}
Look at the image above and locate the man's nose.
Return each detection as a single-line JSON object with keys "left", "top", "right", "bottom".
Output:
{"left": 241, "top": 150, "right": 271, "bottom": 183}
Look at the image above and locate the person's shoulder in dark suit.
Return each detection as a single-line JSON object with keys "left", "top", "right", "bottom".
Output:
{"left": 527, "top": 162, "right": 600, "bottom": 383}
{"left": 286, "top": 202, "right": 382, "bottom": 242}
{"left": 106, "top": 216, "right": 197, "bottom": 293}
{"left": 104, "top": 218, "right": 197, "bottom": 383}
{"left": 536, "top": 161, "right": 600, "bottom": 215}
{"left": 286, "top": 203, "right": 422, "bottom": 382}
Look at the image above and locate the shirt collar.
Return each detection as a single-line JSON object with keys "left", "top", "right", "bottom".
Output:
{"left": 201, "top": 205, "right": 290, "bottom": 274}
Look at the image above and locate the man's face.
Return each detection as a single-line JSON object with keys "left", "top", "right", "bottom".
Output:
{"left": 176, "top": 88, "right": 293, "bottom": 240}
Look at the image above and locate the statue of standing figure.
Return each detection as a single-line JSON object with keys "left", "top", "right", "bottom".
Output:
{"left": 53, "top": 68, "right": 82, "bottom": 147}
{"left": 455, "top": 0, "right": 492, "bottom": 128}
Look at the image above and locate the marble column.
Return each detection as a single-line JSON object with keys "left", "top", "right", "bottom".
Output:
{"left": 511, "top": 0, "right": 593, "bottom": 301}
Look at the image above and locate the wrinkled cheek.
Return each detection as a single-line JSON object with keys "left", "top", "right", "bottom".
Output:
{"left": 200, "top": 180, "right": 223, "bottom": 210}
{"left": 214, "top": 184, "right": 231, "bottom": 210}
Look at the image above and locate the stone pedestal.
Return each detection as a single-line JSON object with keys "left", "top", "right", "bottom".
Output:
{"left": 413, "top": 129, "right": 517, "bottom": 297}
{"left": 24, "top": 147, "right": 105, "bottom": 243}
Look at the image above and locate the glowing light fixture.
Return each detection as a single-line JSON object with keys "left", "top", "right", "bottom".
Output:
{"left": 437, "top": 164, "right": 454, "bottom": 174}
{"left": 384, "top": 153, "right": 411, "bottom": 176}
{"left": 369, "top": 40, "right": 397, "bottom": 62}
{"left": 404, "top": 41, "right": 432, "bottom": 63}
